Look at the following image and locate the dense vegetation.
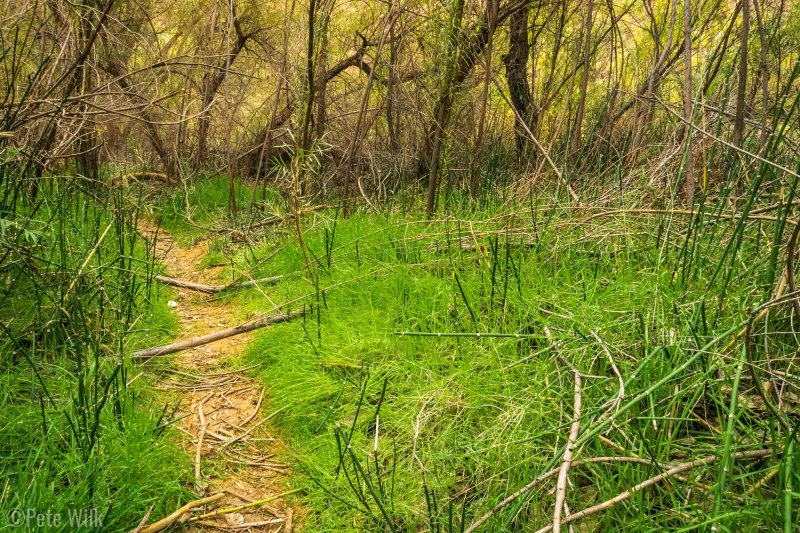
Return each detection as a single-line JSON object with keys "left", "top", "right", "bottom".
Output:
{"left": 2, "top": 0, "right": 800, "bottom": 531}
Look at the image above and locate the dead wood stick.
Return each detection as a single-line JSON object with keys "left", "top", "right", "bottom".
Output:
{"left": 188, "top": 488, "right": 304, "bottom": 522}
{"left": 464, "top": 457, "right": 653, "bottom": 533}
{"left": 225, "top": 275, "right": 285, "bottom": 290}
{"left": 591, "top": 331, "right": 624, "bottom": 417}
{"left": 285, "top": 508, "right": 294, "bottom": 533}
{"left": 154, "top": 274, "right": 285, "bottom": 294}
{"left": 154, "top": 276, "right": 221, "bottom": 294}
{"left": 240, "top": 388, "right": 265, "bottom": 427}
{"left": 130, "top": 505, "right": 154, "bottom": 533}
{"left": 219, "top": 406, "right": 286, "bottom": 451}
{"left": 138, "top": 492, "right": 224, "bottom": 533}
{"left": 195, "top": 394, "right": 211, "bottom": 493}
{"left": 230, "top": 519, "right": 284, "bottom": 529}
{"left": 553, "top": 369, "right": 582, "bottom": 533}
{"left": 132, "top": 311, "right": 305, "bottom": 359}
{"left": 531, "top": 449, "right": 774, "bottom": 533}
{"left": 466, "top": 450, "right": 772, "bottom": 533}
{"left": 563, "top": 503, "right": 574, "bottom": 533}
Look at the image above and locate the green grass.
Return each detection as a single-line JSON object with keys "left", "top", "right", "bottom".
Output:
{"left": 0, "top": 366, "right": 190, "bottom": 531}
{"left": 0, "top": 180, "right": 192, "bottom": 532}
{"left": 175, "top": 196, "right": 799, "bottom": 531}
{"left": 6, "top": 171, "right": 793, "bottom": 532}
{"left": 157, "top": 174, "right": 283, "bottom": 243}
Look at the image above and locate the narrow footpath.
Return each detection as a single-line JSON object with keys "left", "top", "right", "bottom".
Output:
{"left": 139, "top": 222, "right": 299, "bottom": 532}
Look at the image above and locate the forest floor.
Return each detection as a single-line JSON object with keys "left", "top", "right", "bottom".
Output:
{"left": 140, "top": 221, "right": 300, "bottom": 531}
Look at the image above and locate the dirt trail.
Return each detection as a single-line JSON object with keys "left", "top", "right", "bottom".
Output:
{"left": 140, "top": 222, "right": 298, "bottom": 532}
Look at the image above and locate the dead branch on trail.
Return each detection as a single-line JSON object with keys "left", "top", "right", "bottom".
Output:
{"left": 154, "top": 274, "right": 285, "bottom": 294}
{"left": 137, "top": 492, "right": 224, "bottom": 533}
{"left": 132, "top": 311, "right": 305, "bottom": 359}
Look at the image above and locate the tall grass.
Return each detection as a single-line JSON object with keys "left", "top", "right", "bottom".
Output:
{"left": 0, "top": 170, "right": 190, "bottom": 530}
{"left": 149, "top": 148, "right": 794, "bottom": 531}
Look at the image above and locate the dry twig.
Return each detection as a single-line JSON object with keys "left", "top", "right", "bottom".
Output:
{"left": 552, "top": 368, "right": 582, "bottom": 533}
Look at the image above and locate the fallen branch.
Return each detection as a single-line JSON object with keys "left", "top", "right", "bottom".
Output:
{"left": 218, "top": 406, "right": 286, "bottom": 451}
{"left": 531, "top": 449, "right": 774, "bottom": 533}
{"left": 553, "top": 368, "right": 582, "bottom": 533}
{"left": 130, "top": 505, "right": 154, "bottom": 533}
{"left": 132, "top": 311, "right": 305, "bottom": 359}
{"left": 137, "top": 492, "right": 224, "bottom": 533}
{"left": 187, "top": 488, "right": 304, "bottom": 522}
{"left": 154, "top": 274, "right": 285, "bottom": 294}
{"left": 591, "top": 330, "right": 624, "bottom": 418}
{"left": 464, "top": 449, "right": 774, "bottom": 532}
{"left": 195, "top": 394, "right": 211, "bottom": 493}
{"left": 464, "top": 457, "right": 653, "bottom": 533}
{"left": 154, "top": 276, "right": 221, "bottom": 294}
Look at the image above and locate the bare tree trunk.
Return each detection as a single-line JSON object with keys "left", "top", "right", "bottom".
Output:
{"left": 103, "top": 61, "right": 177, "bottom": 180}
{"left": 196, "top": 7, "right": 252, "bottom": 168}
{"left": 470, "top": 0, "right": 498, "bottom": 199}
{"left": 733, "top": 0, "right": 749, "bottom": 148}
{"left": 73, "top": 1, "right": 105, "bottom": 181}
{"left": 683, "top": 0, "right": 694, "bottom": 204}
{"left": 425, "top": 98, "right": 450, "bottom": 218}
{"left": 628, "top": 0, "right": 677, "bottom": 167}
{"left": 535, "top": 0, "right": 566, "bottom": 138}
{"left": 342, "top": 21, "right": 395, "bottom": 213}
{"left": 502, "top": 5, "right": 532, "bottom": 154}
{"left": 424, "top": 0, "right": 465, "bottom": 218}
{"left": 571, "top": 0, "right": 594, "bottom": 156}
{"left": 386, "top": 0, "right": 400, "bottom": 154}
{"left": 752, "top": 0, "right": 768, "bottom": 152}
{"left": 314, "top": 0, "right": 333, "bottom": 141}
{"left": 418, "top": 0, "right": 530, "bottom": 217}
{"left": 596, "top": 0, "right": 622, "bottom": 159}
{"left": 300, "top": 0, "right": 318, "bottom": 153}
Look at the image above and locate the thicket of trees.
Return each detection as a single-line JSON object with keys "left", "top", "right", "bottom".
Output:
{"left": 3, "top": 0, "right": 798, "bottom": 213}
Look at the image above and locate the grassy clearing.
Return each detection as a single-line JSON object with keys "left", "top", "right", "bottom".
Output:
{"left": 155, "top": 177, "right": 798, "bottom": 531}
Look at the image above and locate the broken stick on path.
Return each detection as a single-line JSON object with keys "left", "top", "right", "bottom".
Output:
{"left": 155, "top": 274, "right": 286, "bottom": 294}
{"left": 132, "top": 311, "right": 305, "bottom": 359}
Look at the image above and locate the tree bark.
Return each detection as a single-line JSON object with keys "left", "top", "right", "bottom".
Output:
{"left": 470, "top": 0, "right": 498, "bottom": 198}
{"left": 503, "top": 5, "right": 532, "bottom": 154}
{"left": 571, "top": 0, "right": 594, "bottom": 156}
{"left": 424, "top": 0, "right": 466, "bottom": 217}
{"left": 683, "top": 0, "right": 694, "bottom": 204}
{"left": 628, "top": 0, "right": 678, "bottom": 167}
{"left": 300, "top": 0, "right": 318, "bottom": 153}
{"left": 753, "top": 0, "right": 768, "bottom": 151}
{"left": 420, "top": 0, "right": 527, "bottom": 216}
{"left": 103, "top": 60, "right": 177, "bottom": 180}
{"left": 196, "top": 11, "right": 252, "bottom": 167}
{"left": 733, "top": 0, "right": 749, "bottom": 148}
{"left": 386, "top": 0, "right": 400, "bottom": 154}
